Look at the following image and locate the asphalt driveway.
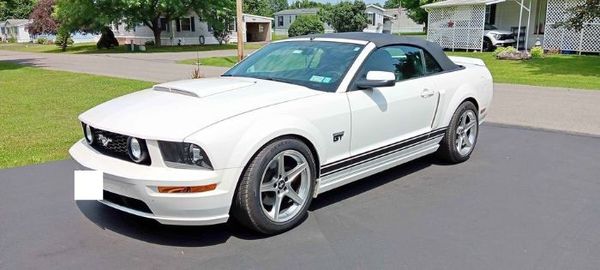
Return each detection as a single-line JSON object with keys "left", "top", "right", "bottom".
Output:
{"left": 1, "top": 124, "right": 599, "bottom": 270}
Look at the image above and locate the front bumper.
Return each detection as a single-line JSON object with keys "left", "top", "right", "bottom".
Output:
{"left": 493, "top": 39, "right": 516, "bottom": 46}
{"left": 69, "top": 139, "right": 241, "bottom": 225}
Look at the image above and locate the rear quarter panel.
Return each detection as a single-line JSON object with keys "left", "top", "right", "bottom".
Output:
{"left": 432, "top": 63, "right": 493, "bottom": 128}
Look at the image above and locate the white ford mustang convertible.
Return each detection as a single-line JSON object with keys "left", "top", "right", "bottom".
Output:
{"left": 70, "top": 33, "right": 493, "bottom": 234}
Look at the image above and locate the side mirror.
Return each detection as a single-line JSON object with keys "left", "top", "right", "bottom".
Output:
{"left": 356, "top": 71, "right": 396, "bottom": 89}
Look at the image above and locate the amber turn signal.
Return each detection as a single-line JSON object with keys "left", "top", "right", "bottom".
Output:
{"left": 158, "top": 183, "right": 217, "bottom": 193}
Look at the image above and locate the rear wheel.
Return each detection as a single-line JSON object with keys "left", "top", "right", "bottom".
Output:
{"left": 437, "top": 101, "right": 479, "bottom": 163}
{"left": 231, "top": 138, "right": 316, "bottom": 234}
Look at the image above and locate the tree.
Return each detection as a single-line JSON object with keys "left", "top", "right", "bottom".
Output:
{"left": 97, "top": 26, "right": 119, "bottom": 49}
{"left": 197, "top": 4, "right": 235, "bottom": 45}
{"left": 555, "top": 0, "right": 599, "bottom": 31}
{"left": 269, "top": 0, "right": 288, "bottom": 13}
{"left": 244, "top": 0, "right": 272, "bottom": 17}
{"left": 288, "top": 14, "right": 324, "bottom": 37}
{"left": 384, "top": 0, "right": 434, "bottom": 27}
{"left": 0, "top": 0, "right": 36, "bottom": 21}
{"left": 319, "top": 1, "right": 367, "bottom": 33}
{"left": 53, "top": 0, "right": 115, "bottom": 51}
{"left": 28, "top": 0, "right": 58, "bottom": 36}
{"left": 290, "top": 0, "right": 322, "bottom": 9}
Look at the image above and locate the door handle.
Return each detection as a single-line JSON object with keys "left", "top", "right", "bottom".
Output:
{"left": 421, "top": 88, "right": 435, "bottom": 98}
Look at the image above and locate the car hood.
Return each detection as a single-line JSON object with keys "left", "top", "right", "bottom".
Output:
{"left": 79, "top": 77, "right": 321, "bottom": 141}
{"left": 485, "top": 30, "right": 513, "bottom": 35}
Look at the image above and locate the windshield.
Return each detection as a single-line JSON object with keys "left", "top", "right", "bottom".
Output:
{"left": 224, "top": 41, "right": 365, "bottom": 92}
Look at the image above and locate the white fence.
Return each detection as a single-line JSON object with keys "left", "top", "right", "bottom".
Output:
{"left": 426, "top": 5, "right": 486, "bottom": 51}
{"left": 544, "top": 0, "right": 600, "bottom": 53}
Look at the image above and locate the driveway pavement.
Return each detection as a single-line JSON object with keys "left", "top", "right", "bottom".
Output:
{"left": 1, "top": 49, "right": 599, "bottom": 136}
{"left": 1, "top": 124, "right": 600, "bottom": 270}
{"left": 0, "top": 50, "right": 227, "bottom": 81}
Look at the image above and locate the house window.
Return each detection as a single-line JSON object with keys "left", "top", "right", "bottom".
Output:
{"left": 289, "top": 15, "right": 293, "bottom": 24}
{"left": 278, "top": 16, "right": 283, "bottom": 27}
{"left": 485, "top": 4, "right": 497, "bottom": 25}
{"left": 181, "top": 17, "right": 191, "bottom": 31}
{"left": 159, "top": 18, "right": 169, "bottom": 32}
{"left": 367, "top": 13, "right": 373, "bottom": 25}
{"left": 534, "top": 0, "right": 547, "bottom": 34}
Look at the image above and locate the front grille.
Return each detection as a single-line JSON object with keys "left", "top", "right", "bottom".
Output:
{"left": 103, "top": 190, "right": 153, "bottom": 214}
{"left": 499, "top": 34, "right": 515, "bottom": 40}
{"left": 85, "top": 125, "right": 151, "bottom": 165}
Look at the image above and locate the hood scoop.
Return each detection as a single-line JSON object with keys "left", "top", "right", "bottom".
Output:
{"left": 153, "top": 78, "right": 257, "bottom": 98}
{"left": 153, "top": 86, "right": 199, "bottom": 97}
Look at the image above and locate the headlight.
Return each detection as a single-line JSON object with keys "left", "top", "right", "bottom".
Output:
{"left": 128, "top": 137, "right": 149, "bottom": 163}
{"left": 82, "top": 123, "right": 93, "bottom": 144}
{"left": 158, "top": 141, "right": 213, "bottom": 170}
{"left": 493, "top": 34, "right": 502, "bottom": 40}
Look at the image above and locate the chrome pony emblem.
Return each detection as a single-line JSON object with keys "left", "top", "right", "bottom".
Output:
{"left": 98, "top": 134, "right": 112, "bottom": 147}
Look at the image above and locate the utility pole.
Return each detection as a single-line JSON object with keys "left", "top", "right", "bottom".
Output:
{"left": 236, "top": 0, "right": 244, "bottom": 61}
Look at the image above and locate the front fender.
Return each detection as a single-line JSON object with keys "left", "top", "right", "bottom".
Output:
{"left": 185, "top": 112, "right": 324, "bottom": 173}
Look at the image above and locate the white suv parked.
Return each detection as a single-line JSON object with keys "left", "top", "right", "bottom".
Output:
{"left": 484, "top": 25, "right": 516, "bottom": 51}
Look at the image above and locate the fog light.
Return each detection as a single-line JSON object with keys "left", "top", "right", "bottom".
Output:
{"left": 157, "top": 184, "right": 217, "bottom": 193}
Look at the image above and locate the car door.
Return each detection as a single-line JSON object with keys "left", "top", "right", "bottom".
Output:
{"left": 346, "top": 45, "right": 441, "bottom": 157}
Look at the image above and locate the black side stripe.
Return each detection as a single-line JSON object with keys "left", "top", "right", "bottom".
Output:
{"left": 320, "top": 127, "right": 447, "bottom": 176}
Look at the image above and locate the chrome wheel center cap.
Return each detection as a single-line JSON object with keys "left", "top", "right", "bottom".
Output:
{"left": 277, "top": 179, "right": 286, "bottom": 190}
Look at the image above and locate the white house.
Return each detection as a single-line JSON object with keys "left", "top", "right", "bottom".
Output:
{"left": 112, "top": 12, "right": 273, "bottom": 45}
{"left": 384, "top": 7, "right": 425, "bottom": 33}
{"left": 422, "top": 0, "right": 600, "bottom": 53}
{"left": 273, "top": 8, "right": 333, "bottom": 35}
{"left": 1, "top": 19, "right": 32, "bottom": 43}
{"left": 274, "top": 5, "right": 406, "bottom": 35}
{"left": 364, "top": 4, "right": 392, "bottom": 33}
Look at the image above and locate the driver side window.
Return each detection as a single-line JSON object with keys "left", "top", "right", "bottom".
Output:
{"left": 359, "top": 45, "right": 440, "bottom": 82}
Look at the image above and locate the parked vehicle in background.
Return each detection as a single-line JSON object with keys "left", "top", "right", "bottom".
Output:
{"left": 484, "top": 24, "right": 516, "bottom": 51}
{"left": 70, "top": 33, "right": 493, "bottom": 234}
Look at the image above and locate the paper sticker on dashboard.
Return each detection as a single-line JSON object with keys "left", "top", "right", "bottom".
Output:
{"left": 293, "top": 49, "right": 303, "bottom": 54}
{"left": 310, "top": 75, "right": 325, "bottom": 82}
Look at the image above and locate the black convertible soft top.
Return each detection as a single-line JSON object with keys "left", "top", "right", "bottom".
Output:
{"left": 301, "top": 32, "right": 460, "bottom": 72}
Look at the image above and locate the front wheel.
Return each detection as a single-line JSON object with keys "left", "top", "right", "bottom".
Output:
{"left": 231, "top": 138, "right": 316, "bottom": 234}
{"left": 437, "top": 101, "right": 479, "bottom": 163}
{"left": 483, "top": 38, "right": 494, "bottom": 52}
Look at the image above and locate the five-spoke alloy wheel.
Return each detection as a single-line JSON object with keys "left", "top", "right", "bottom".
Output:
{"left": 437, "top": 101, "right": 479, "bottom": 163}
{"left": 259, "top": 150, "right": 311, "bottom": 223}
{"left": 232, "top": 138, "right": 316, "bottom": 234}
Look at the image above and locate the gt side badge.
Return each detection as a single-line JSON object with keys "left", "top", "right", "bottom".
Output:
{"left": 333, "top": 132, "right": 344, "bottom": 142}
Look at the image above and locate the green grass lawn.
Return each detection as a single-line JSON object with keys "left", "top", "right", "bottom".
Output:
{"left": 0, "top": 62, "right": 153, "bottom": 169}
{"left": 179, "top": 52, "right": 600, "bottom": 90}
{"left": 0, "top": 42, "right": 264, "bottom": 54}
{"left": 447, "top": 52, "right": 600, "bottom": 90}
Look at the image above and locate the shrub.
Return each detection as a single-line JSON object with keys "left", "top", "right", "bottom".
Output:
{"left": 54, "top": 33, "right": 74, "bottom": 47}
{"left": 96, "top": 26, "right": 119, "bottom": 49}
{"left": 7, "top": 36, "right": 17, "bottom": 43}
{"left": 36, "top": 37, "right": 47, "bottom": 44}
{"left": 288, "top": 15, "right": 325, "bottom": 37}
{"left": 530, "top": 47, "right": 544, "bottom": 58}
{"left": 492, "top": 46, "right": 517, "bottom": 57}
{"left": 144, "top": 40, "right": 155, "bottom": 46}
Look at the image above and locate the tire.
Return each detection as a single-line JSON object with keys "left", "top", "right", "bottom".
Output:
{"left": 483, "top": 38, "right": 494, "bottom": 52}
{"left": 231, "top": 138, "right": 316, "bottom": 234}
{"left": 437, "top": 101, "right": 479, "bottom": 164}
